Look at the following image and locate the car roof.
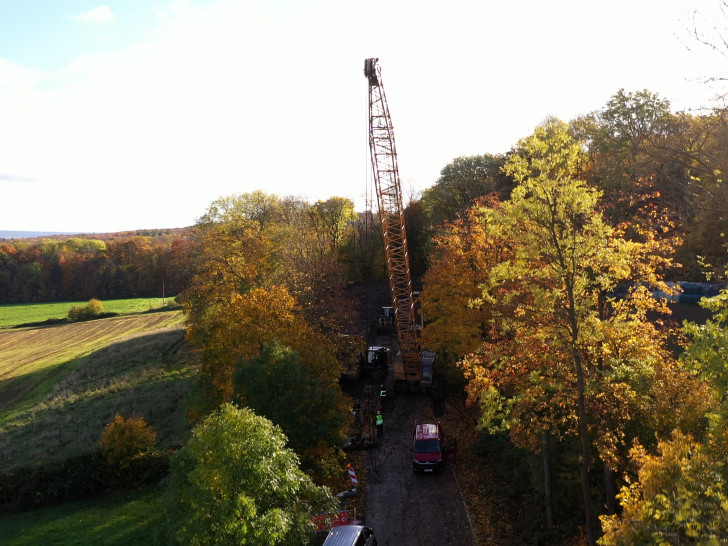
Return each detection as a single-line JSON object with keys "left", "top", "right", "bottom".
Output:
{"left": 323, "top": 525, "right": 372, "bottom": 545}
{"left": 414, "top": 423, "right": 439, "bottom": 440}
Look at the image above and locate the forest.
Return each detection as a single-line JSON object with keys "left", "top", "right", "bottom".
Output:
{"left": 3, "top": 88, "right": 728, "bottom": 544}
{"left": 171, "top": 89, "right": 728, "bottom": 544}
{"left": 0, "top": 230, "right": 190, "bottom": 303}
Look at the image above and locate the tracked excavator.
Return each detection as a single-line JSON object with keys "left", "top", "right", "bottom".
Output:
{"left": 364, "top": 58, "right": 438, "bottom": 393}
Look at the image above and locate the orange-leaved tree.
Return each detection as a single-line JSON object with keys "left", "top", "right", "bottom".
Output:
{"left": 100, "top": 414, "right": 157, "bottom": 469}
{"left": 421, "top": 195, "right": 511, "bottom": 365}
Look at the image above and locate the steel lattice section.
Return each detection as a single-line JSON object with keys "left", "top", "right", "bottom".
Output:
{"left": 366, "top": 60, "right": 420, "bottom": 381}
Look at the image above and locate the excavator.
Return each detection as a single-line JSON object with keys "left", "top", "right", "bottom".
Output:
{"left": 364, "top": 58, "right": 438, "bottom": 393}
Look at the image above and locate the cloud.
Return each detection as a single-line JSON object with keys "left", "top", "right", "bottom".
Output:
{"left": 0, "top": 173, "right": 35, "bottom": 182}
{"left": 70, "top": 6, "right": 117, "bottom": 24}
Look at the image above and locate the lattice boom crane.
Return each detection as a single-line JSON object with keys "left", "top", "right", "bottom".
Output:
{"left": 364, "top": 58, "right": 436, "bottom": 390}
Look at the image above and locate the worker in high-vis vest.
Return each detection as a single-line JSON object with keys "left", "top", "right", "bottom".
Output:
{"left": 379, "top": 384, "right": 387, "bottom": 404}
{"left": 375, "top": 410, "right": 384, "bottom": 437}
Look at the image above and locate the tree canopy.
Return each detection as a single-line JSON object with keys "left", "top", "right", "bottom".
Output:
{"left": 163, "top": 403, "right": 335, "bottom": 545}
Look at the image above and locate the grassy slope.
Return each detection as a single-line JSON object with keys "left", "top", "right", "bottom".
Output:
{"left": 0, "top": 306, "right": 199, "bottom": 543}
{"left": 0, "top": 310, "right": 199, "bottom": 472}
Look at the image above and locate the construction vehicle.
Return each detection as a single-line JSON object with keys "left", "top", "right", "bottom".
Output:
{"left": 339, "top": 335, "right": 391, "bottom": 382}
{"left": 364, "top": 57, "right": 438, "bottom": 392}
{"left": 377, "top": 306, "right": 394, "bottom": 330}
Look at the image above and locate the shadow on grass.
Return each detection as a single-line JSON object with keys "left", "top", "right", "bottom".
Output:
{"left": 0, "top": 485, "right": 164, "bottom": 546}
{"left": 0, "top": 359, "right": 81, "bottom": 423}
{"left": 0, "top": 329, "right": 199, "bottom": 473}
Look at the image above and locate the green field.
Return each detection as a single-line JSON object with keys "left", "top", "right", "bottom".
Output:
{"left": 0, "top": 301, "right": 197, "bottom": 543}
{"left": 0, "top": 486, "right": 163, "bottom": 545}
{"left": 0, "top": 309, "right": 196, "bottom": 471}
{"left": 0, "top": 298, "right": 178, "bottom": 328}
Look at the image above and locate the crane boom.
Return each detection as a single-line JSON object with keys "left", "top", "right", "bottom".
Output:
{"left": 364, "top": 58, "right": 421, "bottom": 384}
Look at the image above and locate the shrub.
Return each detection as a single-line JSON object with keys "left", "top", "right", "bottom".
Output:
{"left": 67, "top": 298, "right": 105, "bottom": 322}
{"left": 100, "top": 414, "right": 157, "bottom": 469}
{"left": 86, "top": 298, "right": 104, "bottom": 315}
{"left": 0, "top": 451, "right": 171, "bottom": 512}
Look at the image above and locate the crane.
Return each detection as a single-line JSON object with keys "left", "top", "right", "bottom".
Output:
{"left": 364, "top": 58, "right": 436, "bottom": 391}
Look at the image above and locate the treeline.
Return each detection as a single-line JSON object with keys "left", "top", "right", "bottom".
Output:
{"left": 419, "top": 96, "right": 728, "bottom": 543}
{"left": 419, "top": 90, "right": 728, "bottom": 281}
{"left": 0, "top": 235, "right": 191, "bottom": 303}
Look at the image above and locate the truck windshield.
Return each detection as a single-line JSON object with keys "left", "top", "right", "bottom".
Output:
{"left": 414, "top": 440, "right": 440, "bottom": 453}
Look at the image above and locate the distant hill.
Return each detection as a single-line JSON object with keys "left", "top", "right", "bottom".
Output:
{"left": 0, "top": 230, "right": 78, "bottom": 239}
{"left": 0, "top": 228, "right": 189, "bottom": 241}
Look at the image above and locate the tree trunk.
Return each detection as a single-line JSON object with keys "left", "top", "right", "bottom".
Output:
{"left": 541, "top": 430, "right": 555, "bottom": 529}
{"left": 575, "top": 352, "right": 596, "bottom": 546}
{"left": 603, "top": 462, "right": 617, "bottom": 515}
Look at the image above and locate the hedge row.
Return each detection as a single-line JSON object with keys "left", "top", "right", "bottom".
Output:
{"left": 0, "top": 450, "right": 170, "bottom": 512}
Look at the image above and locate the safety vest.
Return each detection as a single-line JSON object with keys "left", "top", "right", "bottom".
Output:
{"left": 376, "top": 413, "right": 383, "bottom": 426}
{"left": 380, "top": 388, "right": 387, "bottom": 397}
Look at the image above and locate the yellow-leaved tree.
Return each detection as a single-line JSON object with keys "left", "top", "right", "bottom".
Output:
{"left": 456, "top": 118, "right": 709, "bottom": 544}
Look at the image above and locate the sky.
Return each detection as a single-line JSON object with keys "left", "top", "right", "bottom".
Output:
{"left": 1, "top": 0, "right": 727, "bottom": 233}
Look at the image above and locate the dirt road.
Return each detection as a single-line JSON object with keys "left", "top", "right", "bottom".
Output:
{"left": 364, "top": 391, "right": 476, "bottom": 546}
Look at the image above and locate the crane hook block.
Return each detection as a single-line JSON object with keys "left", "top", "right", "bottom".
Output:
{"left": 364, "top": 58, "right": 379, "bottom": 87}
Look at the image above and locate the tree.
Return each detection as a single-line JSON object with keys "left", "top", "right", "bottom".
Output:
{"left": 163, "top": 403, "right": 335, "bottom": 545}
{"left": 572, "top": 89, "right": 672, "bottom": 192}
{"left": 599, "top": 431, "right": 728, "bottom": 545}
{"left": 233, "top": 341, "right": 348, "bottom": 474}
{"left": 99, "top": 414, "right": 157, "bottom": 469}
{"left": 459, "top": 118, "right": 686, "bottom": 544}
{"left": 308, "top": 196, "right": 357, "bottom": 255}
{"left": 190, "top": 283, "right": 338, "bottom": 407}
{"left": 421, "top": 154, "right": 511, "bottom": 227}
{"left": 682, "top": 279, "right": 728, "bottom": 449}
{"left": 181, "top": 193, "right": 350, "bottom": 419}
{"left": 421, "top": 196, "right": 509, "bottom": 364}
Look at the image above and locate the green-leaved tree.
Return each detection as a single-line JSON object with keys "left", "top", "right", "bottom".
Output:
{"left": 163, "top": 403, "right": 335, "bottom": 545}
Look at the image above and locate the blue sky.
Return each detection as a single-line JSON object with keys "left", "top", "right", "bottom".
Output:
{"left": 1, "top": 0, "right": 725, "bottom": 233}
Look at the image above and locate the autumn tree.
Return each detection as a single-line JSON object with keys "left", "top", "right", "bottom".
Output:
{"left": 572, "top": 89, "right": 672, "bottom": 193}
{"left": 273, "top": 196, "right": 359, "bottom": 335}
{"left": 658, "top": 110, "right": 728, "bottom": 278}
{"left": 682, "top": 279, "right": 728, "bottom": 450}
{"left": 571, "top": 89, "right": 727, "bottom": 278}
{"left": 308, "top": 196, "right": 358, "bottom": 255}
{"left": 599, "top": 279, "right": 728, "bottom": 542}
{"left": 181, "top": 192, "right": 354, "bottom": 481}
{"left": 600, "top": 431, "right": 728, "bottom": 545}
{"left": 420, "top": 195, "right": 509, "bottom": 365}
{"left": 458, "top": 118, "right": 696, "bottom": 544}
{"left": 163, "top": 404, "right": 335, "bottom": 545}
{"left": 100, "top": 414, "right": 157, "bottom": 469}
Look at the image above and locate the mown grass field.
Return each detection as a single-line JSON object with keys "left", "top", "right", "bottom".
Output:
{"left": 0, "top": 307, "right": 198, "bottom": 471}
{"left": 0, "top": 298, "right": 176, "bottom": 328}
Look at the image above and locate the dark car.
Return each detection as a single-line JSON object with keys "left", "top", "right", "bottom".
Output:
{"left": 322, "top": 524, "right": 377, "bottom": 546}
